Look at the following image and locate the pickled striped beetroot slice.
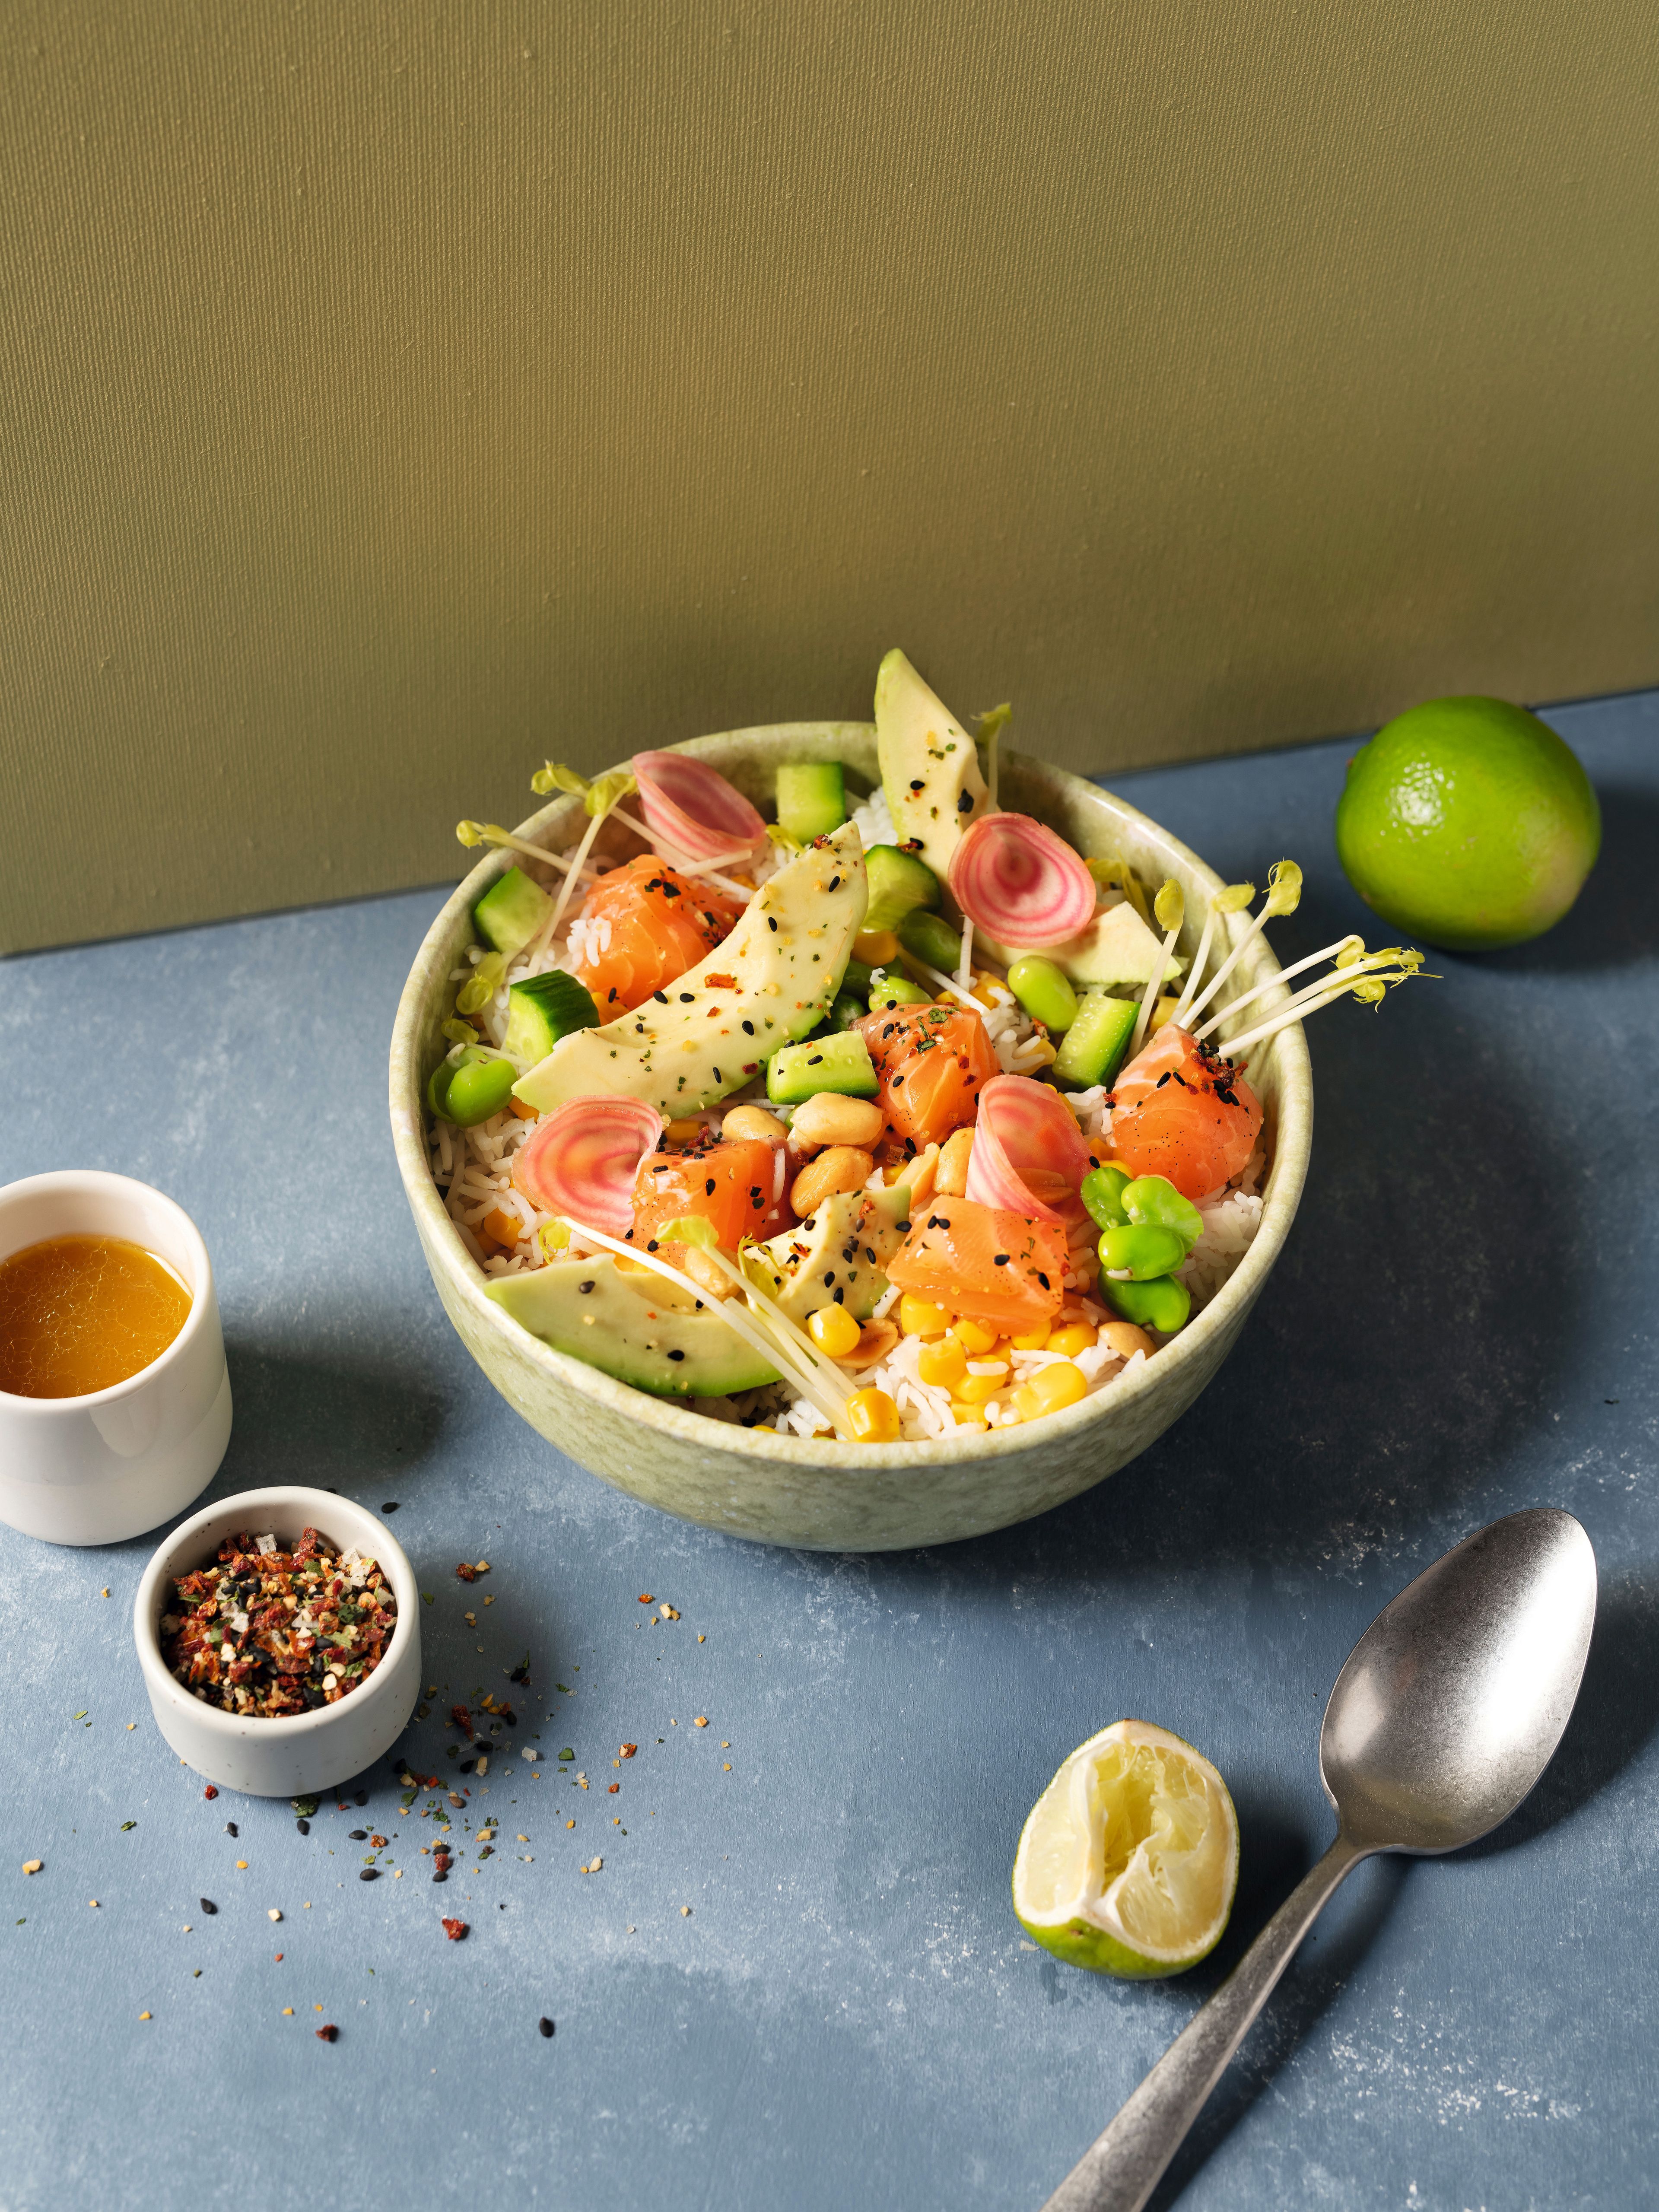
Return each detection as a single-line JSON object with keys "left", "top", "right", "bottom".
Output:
{"left": 633, "top": 751, "right": 766, "bottom": 865}
{"left": 512, "top": 1096, "right": 662, "bottom": 1235}
{"left": 964, "top": 1074, "right": 1093, "bottom": 1228}
{"left": 948, "top": 813, "right": 1096, "bottom": 948}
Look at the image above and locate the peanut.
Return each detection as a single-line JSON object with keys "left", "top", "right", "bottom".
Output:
{"left": 789, "top": 1146, "right": 874, "bottom": 1219}
{"left": 1101, "top": 1319, "right": 1157, "bottom": 1361}
{"left": 721, "top": 1103, "right": 788, "bottom": 1147}
{"left": 789, "top": 1093, "right": 885, "bottom": 1152}
{"left": 936, "top": 1126, "right": 975, "bottom": 1197}
{"left": 903, "top": 1141, "right": 941, "bottom": 1208}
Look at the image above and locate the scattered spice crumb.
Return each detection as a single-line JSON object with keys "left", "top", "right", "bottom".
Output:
{"left": 607, "top": 1783, "right": 619, "bottom": 1793}
{"left": 282, "top": 2006, "right": 294, "bottom": 2015}
{"left": 22, "top": 1860, "right": 41, "bottom": 1875}
{"left": 723, "top": 1764, "right": 732, "bottom": 1771}
{"left": 316, "top": 2023, "right": 338, "bottom": 2041}
{"left": 620, "top": 1743, "right": 637, "bottom": 1759}
{"left": 235, "top": 1860, "right": 248, "bottom": 1870}
{"left": 89, "top": 1899, "right": 99, "bottom": 1909}
{"left": 698, "top": 1634, "right": 706, "bottom": 1643}
{"left": 101, "top": 1588, "right": 110, "bottom": 1599}
{"left": 203, "top": 1786, "right": 218, "bottom": 1800}
{"left": 693, "top": 1717, "right": 708, "bottom": 1728}
{"left": 139, "top": 2012, "right": 151, "bottom": 2021}
{"left": 442, "top": 1918, "right": 468, "bottom": 1941}
{"left": 267, "top": 1909, "right": 282, "bottom": 1923}
{"left": 638, "top": 1594, "right": 654, "bottom": 1604}
{"left": 681, "top": 1906, "right": 691, "bottom": 1917}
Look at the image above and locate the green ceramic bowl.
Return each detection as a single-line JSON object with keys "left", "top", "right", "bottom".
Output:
{"left": 388, "top": 724, "right": 1311, "bottom": 1551}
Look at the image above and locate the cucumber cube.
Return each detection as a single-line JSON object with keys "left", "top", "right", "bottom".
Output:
{"left": 766, "top": 1031, "right": 879, "bottom": 1104}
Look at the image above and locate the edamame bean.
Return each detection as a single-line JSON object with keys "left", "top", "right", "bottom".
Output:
{"left": 442, "top": 1049, "right": 518, "bottom": 1127}
{"left": 429, "top": 1045, "right": 517, "bottom": 1126}
{"left": 897, "top": 909, "right": 966, "bottom": 976}
{"left": 1007, "top": 955, "right": 1079, "bottom": 1034}
{"left": 1121, "top": 1175, "right": 1205, "bottom": 1252}
{"left": 868, "top": 975, "right": 931, "bottom": 1011}
{"left": 1100, "top": 1273, "right": 1192, "bottom": 1333}
{"left": 1080, "top": 1164, "right": 1131, "bottom": 1232}
{"left": 830, "top": 992, "right": 867, "bottom": 1030}
{"left": 1097, "top": 1223, "right": 1188, "bottom": 1280}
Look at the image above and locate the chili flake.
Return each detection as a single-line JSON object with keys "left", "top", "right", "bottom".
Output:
{"left": 160, "top": 1529, "right": 397, "bottom": 1719}
{"left": 442, "top": 1917, "right": 468, "bottom": 1941}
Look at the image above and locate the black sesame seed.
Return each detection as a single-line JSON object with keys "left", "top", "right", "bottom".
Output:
{"left": 957, "top": 790, "right": 974, "bottom": 812}
{"left": 705, "top": 1178, "right": 716, "bottom": 1195}
{"left": 647, "top": 1240, "right": 659, "bottom": 1252}
{"left": 667, "top": 1348, "right": 686, "bottom": 1362}
{"left": 829, "top": 876, "right": 841, "bottom": 891}
{"left": 1036, "top": 1271, "right": 1051, "bottom": 1289}
{"left": 741, "top": 1020, "right": 754, "bottom": 1035}
{"left": 768, "top": 916, "right": 779, "bottom": 931}
{"left": 433, "top": 1870, "right": 448, "bottom": 1883}
{"left": 823, "top": 1271, "right": 836, "bottom": 1286}
{"left": 224, "top": 1821, "right": 238, "bottom": 1837}
{"left": 578, "top": 1280, "right": 594, "bottom": 1294}
{"left": 296, "top": 1818, "right": 310, "bottom": 1834}
{"left": 539, "top": 2017, "right": 555, "bottom": 2038}
{"left": 654, "top": 991, "right": 669, "bottom": 1004}
{"left": 993, "top": 1254, "right": 1010, "bottom": 1266}
{"left": 355, "top": 1790, "right": 368, "bottom": 1806}
{"left": 199, "top": 1898, "right": 217, "bottom": 1914}
{"left": 349, "top": 1829, "right": 368, "bottom": 1840}
{"left": 359, "top": 1869, "right": 379, "bottom": 1882}
{"left": 909, "top": 779, "right": 925, "bottom": 791}
{"left": 679, "top": 992, "right": 695, "bottom": 1002}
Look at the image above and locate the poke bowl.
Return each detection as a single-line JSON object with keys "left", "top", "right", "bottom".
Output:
{"left": 388, "top": 654, "right": 1314, "bottom": 1551}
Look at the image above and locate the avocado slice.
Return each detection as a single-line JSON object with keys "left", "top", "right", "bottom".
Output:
{"left": 875, "top": 648, "right": 1177, "bottom": 991}
{"left": 512, "top": 823, "right": 868, "bottom": 1119}
{"left": 876, "top": 649, "right": 988, "bottom": 882}
{"left": 747, "top": 1182, "right": 912, "bottom": 1325}
{"left": 485, "top": 1259, "right": 781, "bottom": 1398}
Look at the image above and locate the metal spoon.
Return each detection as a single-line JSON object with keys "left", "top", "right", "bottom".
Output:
{"left": 1040, "top": 1506, "right": 1598, "bottom": 2212}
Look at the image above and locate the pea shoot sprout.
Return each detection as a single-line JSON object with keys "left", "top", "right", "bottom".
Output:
{"left": 1170, "top": 881, "right": 1255, "bottom": 1029}
{"left": 1214, "top": 945, "right": 1426, "bottom": 1063}
{"left": 975, "top": 702, "right": 1012, "bottom": 811}
{"left": 1130, "top": 879, "right": 1185, "bottom": 1058}
{"left": 1180, "top": 860, "right": 1301, "bottom": 1032}
{"left": 531, "top": 769, "right": 638, "bottom": 962}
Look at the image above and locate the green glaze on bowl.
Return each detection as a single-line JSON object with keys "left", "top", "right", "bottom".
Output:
{"left": 388, "top": 723, "right": 1311, "bottom": 1551}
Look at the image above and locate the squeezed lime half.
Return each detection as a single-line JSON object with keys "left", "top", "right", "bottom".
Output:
{"left": 1012, "top": 1719, "right": 1239, "bottom": 1978}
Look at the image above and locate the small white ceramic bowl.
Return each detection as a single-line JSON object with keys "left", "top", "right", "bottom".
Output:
{"left": 133, "top": 1487, "right": 422, "bottom": 1797}
{"left": 0, "top": 1170, "right": 233, "bottom": 1545}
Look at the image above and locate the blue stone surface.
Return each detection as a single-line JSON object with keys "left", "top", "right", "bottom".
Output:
{"left": 1, "top": 690, "right": 1654, "bottom": 2210}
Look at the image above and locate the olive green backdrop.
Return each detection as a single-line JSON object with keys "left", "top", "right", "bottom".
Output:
{"left": 3, "top": 0, "right": 1656, "bottom": 953}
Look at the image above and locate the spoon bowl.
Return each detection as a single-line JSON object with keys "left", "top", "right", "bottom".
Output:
{"left": 1043, "top": 1508, "right": 1598, "bottom": 2212}
{"left": 1321, "top": 1506, "right": 1598, "bottom": 1853}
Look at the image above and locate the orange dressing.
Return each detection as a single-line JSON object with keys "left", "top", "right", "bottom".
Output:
{"left": 0, "top": 1235, "right": 192, "bottom": 1398}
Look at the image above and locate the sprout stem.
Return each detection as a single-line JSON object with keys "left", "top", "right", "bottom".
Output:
{"left": 458, "top": 823, "right": 579, "bottom": 876}
{"left": 609, "top": 807, "right": 755, "bottom": 899}
{"left": 529, "top": 782, "right": 632, "bottom": 965}
{"left": 1130, "top": 880, "right": 1185, "bottom": 1059}
{"left": 1180, "top": 861, "right": 1302, "bottom": 1033}
{"left": 1171, "top": 882, "right": 1255, "bottom": 1028}
{"left": 896, "top": 950, "right": 994, "bottom": 1014}
{"left": 956, "top": 916, "right": 976, "bottom": 990}
{"left": 1193, "top": 935, "right": 1365, "bottom": 1042}
{"left": 1221, "top": 953, "right": 1422, "bottom": 1061}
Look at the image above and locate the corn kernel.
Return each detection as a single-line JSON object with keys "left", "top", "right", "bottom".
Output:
{"left": 1008, "top": 1323, "right": 1051, "bottom": 1351}
{"left": 1012, "top": 1362, "right": 1088, "bottom": 1422}
{"left": 917, "top": 1337, "right": 968, "bottom": 1390}
{"left": 1046, "top": 1322, "right": 1098, "bottom": 1358}
{"left": 949, "top": 1317, "right": 999, "bottom": 1356}
{"left": 899, "top": 1294, "right": 950, "bottom": 1338}
{"left": 808, "top": 1303, "right": 862, "bottom": 1359}
{"left": 1152, "top": 995, "right": 1182, "bottom": 1030}
{"left": 853, "top": 928, "right": 900, "bottom": 965}
{"left": 950, "top": 1405, "right": 990, "bottom": 1429}
{"left": 665, "top": 1117, "right": 704, "bottom": 1144}
{"left": 846, "top": 1388, "right": 901, "bottom": 1443}
{"left": 955, "top": 1369, "right": 1008, "bottom": 1404}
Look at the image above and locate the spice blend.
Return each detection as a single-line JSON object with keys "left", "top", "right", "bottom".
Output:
{"left": 160, "top": 1529, "right": 397, "bottom": 1718}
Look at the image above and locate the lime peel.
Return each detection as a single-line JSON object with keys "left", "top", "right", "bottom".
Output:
{"left": 1012, "top": 1719, "right": 1239, "bottom": 1979}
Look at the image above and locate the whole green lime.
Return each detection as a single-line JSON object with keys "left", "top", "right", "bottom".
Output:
{"left": 1335, "top": 697, "right": 1600, "bottom": 951}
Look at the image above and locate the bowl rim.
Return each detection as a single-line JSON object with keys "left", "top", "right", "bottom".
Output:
{"left": 0, "top": 1169, "right": 217, "bottom": 1415}
{"left": 388, "top": 721, "right": 1311, "bottom": 1466}
{"left": 133, "top": 1484, "right": 419, "bottom": 1739}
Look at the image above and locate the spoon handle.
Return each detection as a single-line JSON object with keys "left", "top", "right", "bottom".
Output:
{"left": 1039, "top": 1832, "right": 1368, "bottom": 2212}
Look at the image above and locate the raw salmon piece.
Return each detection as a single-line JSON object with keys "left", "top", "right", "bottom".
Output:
{"left": 854, "top": 1002, "right": 996, "bottom": 1150}
{"left": 630, "top": 1138, "right": 791, "bottom": 1251}
{"left": 886, "top": 1195, "right": 1068, "bottom": 1335}
{"left": 573, "top": 856, "right": 744, "bottom": 1016}
{"left": 1107, "top": 1025, "right": 1262, "bottom": 1201}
